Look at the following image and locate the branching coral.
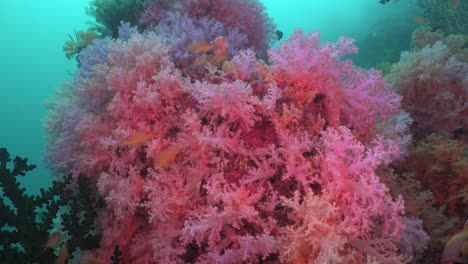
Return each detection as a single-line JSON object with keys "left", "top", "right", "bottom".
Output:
{"left": 0, "top": 148, "right": 101, "bottom": 263}
{"left": 86, "top": 0, "right": 148, "bottom": 37}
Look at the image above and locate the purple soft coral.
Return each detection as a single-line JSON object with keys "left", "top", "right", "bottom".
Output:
{"left": 153, "top": 12, "right": 249, "bottom": 67}
{"left": 140, "top": 0, "right": 275, "bottom": 57}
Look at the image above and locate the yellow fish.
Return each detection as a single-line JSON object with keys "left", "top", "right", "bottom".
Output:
{"left": 154, "top": 143, "right": 182, "bottom": 169}
{"left": 123, "top": 131, "right": 154, "bottom": 145}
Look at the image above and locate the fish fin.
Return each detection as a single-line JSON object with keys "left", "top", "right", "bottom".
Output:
{"left": 442, "top": 232, "right": 468, "bottom": 264}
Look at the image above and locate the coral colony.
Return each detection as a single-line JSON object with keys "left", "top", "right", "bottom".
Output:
{"left": 1, "top": 0, "right": 466, "bottom": 263}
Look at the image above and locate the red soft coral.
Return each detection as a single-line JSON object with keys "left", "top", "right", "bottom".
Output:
{"left": 268, "top": 29, "right": 402, "bottom": 141}
{"left": 389, "top": 41, "right": 467, "bottom": 136}
{"left": 46, "top": 26, "right": 426, "bottom": 262}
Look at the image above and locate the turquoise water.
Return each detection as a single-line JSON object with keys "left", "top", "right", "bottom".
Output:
{"left": 1, "top": 0, "right": 89, "bottom": 193}
{"left": 1, "top": 0, "right": 417, "bottom": 195}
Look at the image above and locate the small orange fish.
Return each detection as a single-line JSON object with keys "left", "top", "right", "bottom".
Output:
{"left": 212, "top": 36, "right": 228, "bottom": 55}
{"left": 214, "top": 51, "right": 230, "bottom": 62}
{"left": 190, "top": 40, "right": 213, "bottom": 53}
{"left": 449, "top": 0, "right": 458, "bottom": 10}
{"left": 40, "top": 232, "right": 61, "bottom": 255}
{"left": 154, "top": 143, "right": 182, "bottom": 169}
{"left": 123, "top": 131, "right": 154, "bottom": 145}
{"left": 413, "top": 15, "right": 427, "bottom": 25}
{"left": 441, "top": 220, "right": 468, "bottom": 264}
{"left": 212, "top": 36, "right": 229, "bottom": 61}
{"left": 55, "top": 243, "right": 68, "bottom": 264}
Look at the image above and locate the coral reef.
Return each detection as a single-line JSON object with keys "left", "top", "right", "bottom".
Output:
{"left": 36, "top": 0, "right": 468, "bottom": 262}
{"left": 383, "top": 133, "right": 468, "bottom": 261}
{"left": 44, "top": 14, "right": 429, "bottom": 260}
{"left": 8, "top": 0, "right": 468, "bottom": 262}
{"left": 381, "top": 171, "right": 460, "bottom": 262}
{"left": 152, "top": 12, "right": 250, "bottom": 68}
{"left": 398, "top": 134, "right": 467, "bottom": 218}
{"left": 388, "top": 40, "right": 467, "bottom": 138}
{"left": 139, "top": 0, "right": 276, "bottom": 58}
{"left": 411, "top": 26, "right": 445, "bottom": 50}
{"left": 386, "top": 19, "right": 468, "bottom": 263}
{"left": 411, "top": 26, "right": 468, "bottom": 63}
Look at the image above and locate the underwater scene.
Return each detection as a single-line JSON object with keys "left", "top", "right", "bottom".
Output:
{"left": 1, "top": 0, "right": 467, "bottom": 263}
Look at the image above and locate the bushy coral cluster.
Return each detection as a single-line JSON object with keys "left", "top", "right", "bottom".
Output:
{"left": 399, "top": 134, "right": 467, "bottom": 217}
{"left": 388, "top": 41, "right": 467, "bottom": 137}
{"left": 44, "top": 0, "right": 431, "bottom": 263}
{"left": 385, "top": 22, "right": 468, "bottom": 262}
{"left": 139, "top": 0, "right": 276, "bottom": 58}
{"left": 411, "top": 26, "right": 468, "bottom": 63}
{"left": 0, "top": 148, "right": 102, "bottom": 263}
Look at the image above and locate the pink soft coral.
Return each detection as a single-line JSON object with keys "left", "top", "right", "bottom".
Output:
{"left": 46, "top": 27, "right": 426, "bottom": 262}
{"left": 268, "top": 29, "right": 402, "bottom": 142}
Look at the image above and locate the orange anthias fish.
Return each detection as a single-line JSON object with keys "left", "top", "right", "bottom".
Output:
{"left": 123, "top": 131, "right": 154, "bottom": 146}
{"left": 212, "top": 36, "right": 229, "bottom": 61}
{"left": 56, "top": 243, "right": 68, "bottom": 264}
{"left": 213, "top": 51, "right": 229, "bottom": 62}
{"left": 189, "top": 40, "right": 214, "bottom": 53}
{"left": 212, "top": 36, "right": 228, "bottom": 55}
{"left": 154, "top": 143, "right": 182, "bottom": 169}
{"left": 413, "top": 15, "right": 427, "bottom": 25}
{"left": 441, "top": 219, "right": 468, "bottom": 264}
{"left": 39, "top": 232, "right": 61, "bottom": 255}
{"left": 449, "top": 0, "right": 458, "bottom": 11}
{"left": 190, "top": 36, "right": 230, "bottom": 62}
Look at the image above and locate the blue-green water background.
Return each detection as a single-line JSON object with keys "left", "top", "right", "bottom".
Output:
{"left": 0, "top": 0, "right": 418, "bottom": 194}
